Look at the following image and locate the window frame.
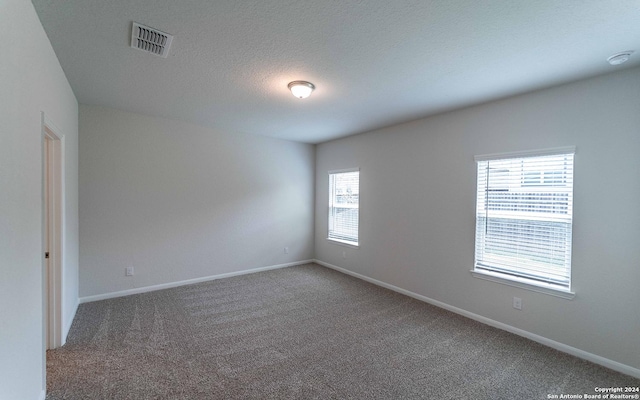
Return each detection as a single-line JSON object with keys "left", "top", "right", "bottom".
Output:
{"left": 327, "top": 168, "right": 360, "bottom": 248}
{"left": 471, "top": 147, "right": 576, "bottom": 299}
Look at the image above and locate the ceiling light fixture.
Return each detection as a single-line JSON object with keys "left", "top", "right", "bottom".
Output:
{"left": 607, "top": 51, "right": 634, "bottom": 66}
{"left": 288, "top": 81, "right": 315, "bottom": 99}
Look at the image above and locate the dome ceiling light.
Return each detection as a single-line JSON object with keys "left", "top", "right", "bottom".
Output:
{"left": 288, "top": 81, "right": 315, "bottom": 99}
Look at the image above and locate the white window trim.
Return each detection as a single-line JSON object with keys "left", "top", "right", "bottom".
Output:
{"left": 326, "top": 237, "right": 360, "bottom": 249}
{"left": 474, "top": 146, "right": 576, "bottom": 162}
{"left": 328, "top": 167, "right": 360, "bottom": 174}
{"left": 470, "top": 269, "right": 575, "bottom": 299}
{"left": 473, "top": 146, "right": 576, "bottom": 299}
{"left": 327, "top": 168, "right": 360, "bottom": 247}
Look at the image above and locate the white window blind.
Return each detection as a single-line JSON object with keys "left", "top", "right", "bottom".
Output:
{"left": 474, "top": 150, "right": 574, "bottom": 290}
{"left": 328, "top": 170, "right": 359, "bottom": 246}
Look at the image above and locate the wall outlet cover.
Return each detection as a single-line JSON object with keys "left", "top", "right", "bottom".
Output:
{"left": 513, "top": 297, "right": 522, "bottom": 310}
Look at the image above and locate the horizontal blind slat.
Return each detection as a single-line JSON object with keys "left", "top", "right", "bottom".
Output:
{"left": 474, "top": 152, "right": 574, "bottom": 289}
{"left": 329, "top": 170, "right": 359, "bottom": 245}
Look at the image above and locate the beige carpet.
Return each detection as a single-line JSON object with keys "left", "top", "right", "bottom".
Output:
{"left": 47, "top": 263, "right": 639, "bottom": 399}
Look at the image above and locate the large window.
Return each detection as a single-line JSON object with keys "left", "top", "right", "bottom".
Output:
{"left": 328, "top": 169, "right": 359, "bottom": 246}
{"left": 474, "top": 148, "right": 575, "bottom": 293}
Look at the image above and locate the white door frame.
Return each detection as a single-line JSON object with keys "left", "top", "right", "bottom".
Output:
{"left": 42, "top": 112, "right": 65, "bottom": 350}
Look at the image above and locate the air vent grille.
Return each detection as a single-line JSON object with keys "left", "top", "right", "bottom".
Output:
{"left": 131, "top": 22, "right": 173, "bottom": 58}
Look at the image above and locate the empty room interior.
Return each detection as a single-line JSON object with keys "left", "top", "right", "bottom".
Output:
{"left": 2, "top": 0, "right": 640, "bottom": 399}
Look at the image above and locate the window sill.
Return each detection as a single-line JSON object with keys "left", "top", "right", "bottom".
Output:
{"left": 327, "top": 238, "right": 359, "bottom": 249}
{"left": 470, "top": 269, "right": 575, "bottom": 300}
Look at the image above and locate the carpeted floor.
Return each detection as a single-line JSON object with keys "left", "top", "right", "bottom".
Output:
{"left": 46, "top": 263, "right": 639, "bottom": 399}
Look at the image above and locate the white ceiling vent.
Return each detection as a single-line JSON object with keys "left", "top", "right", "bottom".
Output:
{"left": 131, "top": 22, "right": 173, "bottom": 58}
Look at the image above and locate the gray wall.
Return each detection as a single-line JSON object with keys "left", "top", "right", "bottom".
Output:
{"left": 0, "top": 1, "right": 79, "bottom": 398}
{"left": 79, "top": 105, "right": 315, "bottom": 298}
{"left": 315, "top": 67, "right": 640, "bottom": 371}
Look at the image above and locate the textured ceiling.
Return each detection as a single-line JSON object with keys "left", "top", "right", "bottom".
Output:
{"left": 32, "top": 0, "right": 640, "bottom": 143}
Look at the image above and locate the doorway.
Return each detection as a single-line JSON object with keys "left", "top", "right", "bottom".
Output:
{"left": 43, "top": 113, "right": 64, "bottom": 350}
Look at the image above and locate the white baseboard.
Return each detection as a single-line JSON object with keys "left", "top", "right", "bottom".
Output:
{"left": 79, "top": 260, "right": 313, "bottom": 304}
{"left": 313, "top": 259, "right": 640, "bottom": 379}
{"left": 37, "top": 389, "right": 46, "bottom": 400}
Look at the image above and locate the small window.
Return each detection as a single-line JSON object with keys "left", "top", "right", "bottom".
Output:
{"left": 474, "top": 148, "right": 575, "bottom": 293}
{"left": 328, "top": 169, "right": 359, "bottom": 246}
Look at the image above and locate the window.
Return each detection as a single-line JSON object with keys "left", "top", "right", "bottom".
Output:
{"left": 328, "top": 169, "right": 359, "bottom": 246}
{"left": 473, "top": 148, "right": 575, "bottom": 294}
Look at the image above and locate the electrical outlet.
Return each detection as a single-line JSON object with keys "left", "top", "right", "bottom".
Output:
{"left": 284, "top": 247, "right": 289, "bottom": 254}
{"left": 513, "top": 297, "right": 522, "bottom": 310}
{"left": 125, "top": 266, "right": 134, "bottom": 276}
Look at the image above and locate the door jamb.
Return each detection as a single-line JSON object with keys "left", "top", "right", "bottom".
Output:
{"left": 42, "top": 112, "right": 65, "bottom": 351}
